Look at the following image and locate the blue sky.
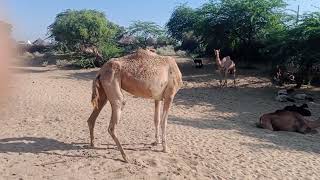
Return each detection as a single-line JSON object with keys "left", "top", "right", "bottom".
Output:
{"left": 1, "top": 0, "right": 319, "bottom": 41}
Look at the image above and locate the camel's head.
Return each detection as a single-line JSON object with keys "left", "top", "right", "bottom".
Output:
{"left": 301, "top": 103, "right": 309, "bottom": 109}
{"left": 214, "top": 49, "right": 220, "bottom": 56}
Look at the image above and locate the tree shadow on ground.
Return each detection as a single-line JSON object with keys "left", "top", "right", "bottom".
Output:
{"left": 170, "top": 83, "right": 320, "bottom": 154}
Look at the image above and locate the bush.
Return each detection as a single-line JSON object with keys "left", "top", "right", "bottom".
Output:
{"left": 100, "top": 43, "right": 123, "bottom": 60}
{"left": 156, "top": 46, "right": 176, "bottom": 56}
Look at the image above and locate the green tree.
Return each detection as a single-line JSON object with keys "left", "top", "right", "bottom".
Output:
{"left": 127, "top": 21, "right": 164, "bottom": 47}
{"left": 266, "top": 12, "right": 320, "bottom": 86}
{"left": 48, "top": 9, "right": 122, "bottom": 67}
{"left": 167, "top": 0, "right": 286, "bottom": 60}
{"left": 166, "top": 5, "right": 198, "bottom": 41}
{"left": 199, "top": 0, "right": 286, "bottom": 59}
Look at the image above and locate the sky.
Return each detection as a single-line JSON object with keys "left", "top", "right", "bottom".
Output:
{"left": 1, "top": 0, "right": 319, "bottom": 41}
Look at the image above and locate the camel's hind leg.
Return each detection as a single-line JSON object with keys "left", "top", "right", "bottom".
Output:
{"left": 87, "top": 79, "right": 107, "bottom": 147}
{"left": 161, "top": 96, "right": 174, "bottom": 153}
{"left": 152, "top": 100, "right": 161, "bottom": 146}
{"left": 87, "top": 103, "right": 106, "bottom": 147}
{"left": 224, "top": 70, "right": 228, "bottom": 87}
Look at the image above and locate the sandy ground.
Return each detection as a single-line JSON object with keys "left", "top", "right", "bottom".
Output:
{"left": 1, "top": 57, "right": 320, "bottom": 180}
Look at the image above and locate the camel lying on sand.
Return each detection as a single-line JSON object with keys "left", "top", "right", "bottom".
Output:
{"left": 214, "top": 49, "right": 236, "bottom": 87}
{"left": 258, "top": 110, "right": 320, "bottom": 134}
{"left": 87, "top": 49, "right": 182, "bottom": 162}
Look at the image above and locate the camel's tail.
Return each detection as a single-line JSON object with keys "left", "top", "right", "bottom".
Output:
{"left": 91, "top": 74, "right": 105, "bottom": 109}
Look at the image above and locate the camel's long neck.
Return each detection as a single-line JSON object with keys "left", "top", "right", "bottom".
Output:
{"left": 215, "top": 54, "right": 222, "bottom": 67}
{"left": 306, "top": 119, "right": 320, "bottom": 129}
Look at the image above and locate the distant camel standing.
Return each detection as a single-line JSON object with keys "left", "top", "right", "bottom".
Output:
{"left": 87, "top": 49, "right": 183, "bottom": 162}
{"left": 214, "top": 49, "right": 236, "bottom": 87}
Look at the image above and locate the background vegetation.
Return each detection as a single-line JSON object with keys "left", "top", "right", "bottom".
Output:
{"left": 166, "top": 0, "right": 320, "bottom": 85}
{"left": 12, "top": 0, "right": 320, "bottom": 86}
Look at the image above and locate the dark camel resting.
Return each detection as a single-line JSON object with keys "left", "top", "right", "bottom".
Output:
{"left": 258, "top": 110, "right": 320, "bottom": 134}
{"left": 283, "top": 103, "right": 311, "bottom": 116}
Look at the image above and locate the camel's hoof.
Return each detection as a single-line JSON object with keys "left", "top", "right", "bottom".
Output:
{"left": 151, "top": 141, "right": 160, "bottom": 146}
{"left": 162, "top": 147, "right": 168, "bottom": 153}
{"left": 122, "top": 156, "right": 129, "bottom": 163}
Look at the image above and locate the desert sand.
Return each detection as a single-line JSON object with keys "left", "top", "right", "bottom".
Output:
{"left": 1, "top": 57, "right": 320, "bottom": 180}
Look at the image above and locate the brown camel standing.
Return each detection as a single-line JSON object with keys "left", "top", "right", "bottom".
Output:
{"left": 87, "top": 49, "right": 183, "bottom": 162}
{"left": 214, "top": 49, "right": 236, "bottom": 87}
{"left": 258, "top": 110, "right": 320, "bottom": 134}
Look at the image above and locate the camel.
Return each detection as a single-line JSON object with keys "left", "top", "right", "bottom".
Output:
{"left": 87, "top": 48, "right": 183, "bottom": 162}
{"left": 283, "top": 103, "right": 311, "bottom": 116}
{"left": 214, "top": 49, "right": 236, "bottom": 87}
{"left": 257, "top": 110, "right": 320, "bottom": 134}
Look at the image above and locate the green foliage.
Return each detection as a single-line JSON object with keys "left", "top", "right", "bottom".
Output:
{"left": 166, "top": 5, "right": 198, "bottom": 41}
{"left": 127, "top": 21, "right": 165, "bottom": 47}
{"left": 48, "top": 9, "right": 122, "bottom": 67}
{"left": 167, "top": 0, "right": 286, "bottom": 59}
{"left": 166, "top": 1, "right": 320, "bottom": 85}
{"left": 100, "top": 43, "right": 123, "bottom": 60}
{"left": 266, "top": 12, "right": 320, "bottom": 85}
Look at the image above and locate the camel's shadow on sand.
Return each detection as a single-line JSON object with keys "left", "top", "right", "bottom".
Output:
{"left": 0, "top": 137, "right": 159, "bottom": 158}
{"left": 0, "top": 137, "right": 83, "bottom": 154}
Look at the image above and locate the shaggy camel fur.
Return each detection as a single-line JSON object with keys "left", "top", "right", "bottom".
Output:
{"left": 283, "top": 104, "right": 311, "bottom": 116}
{"left": 214, "top": 49, "right": 236, "bottom": 87}
{"left": 258, "top": 110, "right": 320, "bottom": 134}
{"left": 87, "top": 49, "right": 182, "bottom": 162}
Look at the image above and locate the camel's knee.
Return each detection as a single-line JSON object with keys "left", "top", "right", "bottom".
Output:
{"left": 121, "top": 100, "right": 126, "bottom": 110}
{"left": 87, "top": 109, "right": 101, "bottom": 127}
{"left": 108, "top": 125, "right": 115, "bottom": 135}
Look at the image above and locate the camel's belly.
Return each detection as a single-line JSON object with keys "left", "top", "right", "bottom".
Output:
{"left": 121, "top": 77, "right": 167, "bottom": 100}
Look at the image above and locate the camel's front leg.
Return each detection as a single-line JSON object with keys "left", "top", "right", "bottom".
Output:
{"left": 152, "top": 100, "right": 161, "bottom": 146}
{"left": 109, "top": 100, "right": 128, "bottom": 162}
{"left": 161, "top": 96, "right": 173, "bottom": 153}
{"left": 219, "top": 69, "right": 224, "bottom": 87}
{"left": 224, "top": 70, "right": 228, "bottom": 87}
